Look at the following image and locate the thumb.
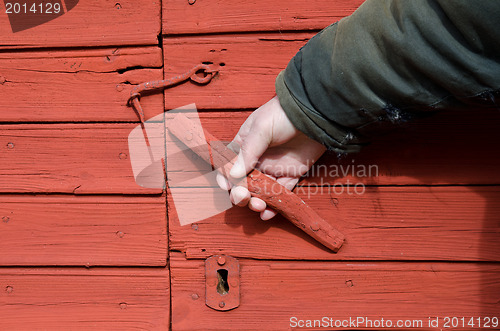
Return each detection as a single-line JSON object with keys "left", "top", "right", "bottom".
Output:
{"left": 230, "top": 129, "right": 271, "bottom": 179}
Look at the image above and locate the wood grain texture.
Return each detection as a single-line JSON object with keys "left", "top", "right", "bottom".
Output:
{"left": 163, "top": 33, "right": 314, "bottom": 110}
{"left": 0, "top": 47, "right": 163, "bottom": 122}
{"left": 0, "top": 0, "right": 160, "bottom": 49}
{"left": 0, "top": 124, "right": 163, "bottom": 194}
{"left": 9, "top": 111, "right": 494, "bottom": 195}
{"left": 2, "top": 112, "right": 495, "bottom": 195}
{"left": 162, "top": 0, "right": 363, "bottom": 35}
{"left": 166, "top": 111, "right": 500, "bottom": 185}
{"left": 0, "top": 195, "right": 166, "bottom": 266}
{"left": 171, "top": 253, "right": 500, "bottom": 330}
{"left": 0, "top": 268, "right": 169, "bottom": 330}
{"left": 169, "top": 186, "right": 500, "bottom": 261}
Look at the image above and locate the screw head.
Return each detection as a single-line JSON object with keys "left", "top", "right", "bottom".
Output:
{"left": 116, "top": 84, "right": 124, "bottom": 92}
{"left": 119, "top": 152, "right": 128, "bottom": 160}
{"left": 6, "top": 142, "right": 14, "bottom": 149}
{"left": 119, "top": 302, "right": 127, "bottom": 309}
{"left": 191, "top": 224, "right": 198, "bottom": 231}
{"left": 331, "top": 197, "right": 339, "bottom": 207}
{"left": 5, "top": 286, "right": 13, "bottom": 293}
{"left": 217, "top": 256, "right": 226, "bottom": 266}
{"left": 310, "top": 222, "right": 320, "bottom": 231}
{"left": 218, "top": 301, "right": 225, "bottom": 308}
{"left": 191, "top": 293, "right": 199, "bottom": 300}
{"left": 185, "top": 131, "right": 193, "bottom": 141}
{"left": 0, "top": 76, "right": 6, "bottom": 84}
{"left": 116, "top": 231, "right": 124, "bottom": 238}
{"left": 2, "top": 216, "right": 9, "bottom": 223}
{"left": 188, "top": 0, "right": 196, "bottom": 4}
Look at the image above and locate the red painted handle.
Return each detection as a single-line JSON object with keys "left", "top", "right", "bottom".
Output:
{"left": 168, "top": 114, "right": 345, "bottom": 252}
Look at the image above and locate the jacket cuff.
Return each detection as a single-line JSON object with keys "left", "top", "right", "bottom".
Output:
{"left": 276, "top": 70, "right": 362, "bottom": 153}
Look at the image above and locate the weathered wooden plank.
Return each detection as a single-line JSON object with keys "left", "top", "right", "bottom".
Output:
{"left": 0, "top": 124, "right": 163, "bottom": 194}
{"left": 0, "top": 47, "right": 163, "bottom": 122}
{"left": 169, "top": 186, "right": 500, "bottom": 261}
{"left": 163, "top": 33, "right": 315, "bottom": 110}
{"left": 165, "top": 111, "right": 500, "bottom": 185}
{"left": 0, "top": 0, "right": 160, "bottom": 49}
{"left": 171, "top": 253, "right": 500, "bottom": 330}
{"left": 0, "top": 195, "right": 166, "bottom": 266}
{"left": 0, "top": 268, "right": 169, "bottom": 329}
{"left": 162, "top": 0, "right": 363, "bottom": 35}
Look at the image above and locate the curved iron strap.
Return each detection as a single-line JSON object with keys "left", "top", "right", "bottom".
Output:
{"left": 128, "top": 64, "right": 218, "bottom": 123}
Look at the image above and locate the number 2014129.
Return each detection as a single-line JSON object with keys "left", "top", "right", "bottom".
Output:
{"left": 5, "top": 2, "right": 62, "bottom": 14}
{"left": 443, "top": 317, "right": 498, "bottom": 328}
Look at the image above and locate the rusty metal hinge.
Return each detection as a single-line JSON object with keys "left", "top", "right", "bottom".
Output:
{"left": 205, "top": 255, "right": 240, "bottom": 311}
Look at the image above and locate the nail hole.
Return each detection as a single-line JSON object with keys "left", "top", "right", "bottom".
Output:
{"left": 216, "top": 269, "right": 229, "bottom": 295}
{"left": 219, "top": 62, "right": 226, "bottom": 67}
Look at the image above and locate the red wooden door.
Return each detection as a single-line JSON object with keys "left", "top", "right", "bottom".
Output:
{"left": 0, "top": 0, "right": 499, "bottom": 330}
{"left": 162, "top": 0, "right": 500, "bottom": 330}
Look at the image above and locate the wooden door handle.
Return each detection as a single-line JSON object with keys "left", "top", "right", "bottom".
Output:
{"left": 168, "top": 113, "right": 345, "bottom": 252}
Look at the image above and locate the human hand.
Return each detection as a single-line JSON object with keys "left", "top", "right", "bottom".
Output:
{"left": 217, "top": 96, "right": 326, "bottom": 220}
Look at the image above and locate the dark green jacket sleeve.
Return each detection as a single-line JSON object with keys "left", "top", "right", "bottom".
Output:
{"left": 276, "top": 0, "right": 500, "bottom": 152}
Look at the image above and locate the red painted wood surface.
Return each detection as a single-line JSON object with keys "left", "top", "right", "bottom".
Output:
{"left": 169, "top": 186, "right": 500, "bottom": 261}
{"left": 162, "top": 0, "right": 364, "bottom": 35}
{"left": 0, "top": 195, "right": 166, "bottom": 266}
{"left": 0, "top": 0, "right": 160, "bottom": 49}
{"left": 0, "top": 47, "right": 163, "bottom": 122}
{"left": 0, "top": 268, "right": 169, "bottom": 329}
{"left": 3, "top": 111, "right": 496, "bottom": 196}
{"left": 163, "top": 33, "right": 315, "bottom": 110}
{"left": 170, "top": 252, "right": 500, "bottom": 330}
{"left": 166, "top": 111, "right": 500, "bottom": 185}
{"left": 2, "top": 0, "right": 499, "bottom": 328}
{"left": 0, "top": 124, "right": 163, "bottom": 194}
{"left": 0, "top": 0, "right": 169, "bottom": 328}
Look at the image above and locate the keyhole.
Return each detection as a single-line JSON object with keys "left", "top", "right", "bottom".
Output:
{"left": 216, "top": 269, "right": 229, "bottom": 295}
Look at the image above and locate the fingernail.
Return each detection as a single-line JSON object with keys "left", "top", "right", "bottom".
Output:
{"left": 216, "top": 173, "right": 231, "bottom": 190}
{"left": 231, "top": 186, "right": 249, "bottom": 206}
{"left": 230, "top": 154, "right": 246, "bottom": 178}
{"left": 260, "top": 209, "right": 277, "bottom": 221}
